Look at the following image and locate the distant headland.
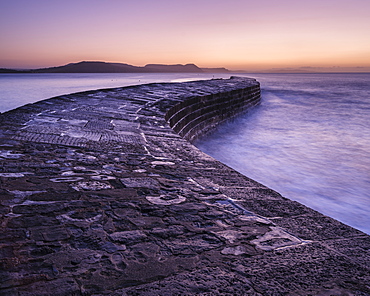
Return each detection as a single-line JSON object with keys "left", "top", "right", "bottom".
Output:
{"left": 0, "top": 61, "right": 230, "bottom": 74}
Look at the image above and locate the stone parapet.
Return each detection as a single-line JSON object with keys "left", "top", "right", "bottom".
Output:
{"left": 164, "top": 77, "right": 260, "bottom": 141}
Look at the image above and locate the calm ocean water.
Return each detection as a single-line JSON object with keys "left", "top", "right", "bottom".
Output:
{"left": 1, "top": 73, "right": 369, "bottom": 234}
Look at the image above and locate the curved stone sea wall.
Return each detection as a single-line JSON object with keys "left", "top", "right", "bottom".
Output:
{"left": 165, "top": 77, "right": 260, "bottom": 141}
{"left": 0, "top": 77, "right": 369, "bottom": 295}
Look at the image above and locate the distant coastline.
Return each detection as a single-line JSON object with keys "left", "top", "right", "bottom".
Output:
{"left": 0, "top": 61, "right": 229, "bottom": 74}
{"left": 1, "top": 61, "right": 370, "bottom": 74}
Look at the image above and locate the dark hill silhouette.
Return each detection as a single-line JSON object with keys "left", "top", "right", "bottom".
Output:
{"left": 33, "top": 61, "right": 144, "bottom": 73}
{"left": 0, "top": 68, "right": 22, "bottom": 73}
{"left": 0, "top": 61, "right": 230, "bottom": 73}
{"left": 144, "top": 63, "right": 203, "bottom": 73}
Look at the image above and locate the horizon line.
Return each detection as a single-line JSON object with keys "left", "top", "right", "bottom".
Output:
{"left": 1, "top": 60, "right": 370, "bottom": 74}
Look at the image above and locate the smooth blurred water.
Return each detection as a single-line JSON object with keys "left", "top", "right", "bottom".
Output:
{"left": 195, "top": 73, "right": 370, "bottom": 234}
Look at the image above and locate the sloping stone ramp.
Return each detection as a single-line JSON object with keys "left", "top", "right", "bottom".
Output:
{"left": 0, "top": 77, "right": 369, "bottom": 295}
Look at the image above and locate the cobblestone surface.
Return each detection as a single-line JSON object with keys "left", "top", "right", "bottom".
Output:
{"left": 0, "top": 77, "right": 369, "bottom": 295}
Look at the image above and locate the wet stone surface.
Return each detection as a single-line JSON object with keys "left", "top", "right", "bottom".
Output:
{"left": 0, "top": 77, "right": 369, "bottom": 295}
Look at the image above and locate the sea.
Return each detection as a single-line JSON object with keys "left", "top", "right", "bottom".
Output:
{"left": 1, "top": 72, "right": 369, "bottom": 234}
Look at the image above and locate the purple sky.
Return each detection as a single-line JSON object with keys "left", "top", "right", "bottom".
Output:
{"left": 1, "top": 0, "right": 370, "bottom": 70}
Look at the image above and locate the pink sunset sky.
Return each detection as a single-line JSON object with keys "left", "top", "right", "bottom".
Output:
{"left": 1, "top": 0, "right": 370, "bottom": 71}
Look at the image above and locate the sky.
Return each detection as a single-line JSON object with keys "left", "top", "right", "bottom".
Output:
{"left": 1, "top": 0, "right": 370, "bottom": 71}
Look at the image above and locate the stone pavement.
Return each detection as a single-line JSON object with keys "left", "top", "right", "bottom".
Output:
{"left": 0, "top": 77, "right": 369, "bottom": 295}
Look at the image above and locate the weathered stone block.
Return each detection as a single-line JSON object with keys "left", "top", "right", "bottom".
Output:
{"left": 109, "top": 230, "right": 147, "bottom": 244}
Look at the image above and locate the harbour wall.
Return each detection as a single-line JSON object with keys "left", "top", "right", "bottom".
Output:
{"left": 0, "top": 77, "right": 369, "bottom": 295}
{"left": 165, "top": 77, "right": 260, "bottom": 141}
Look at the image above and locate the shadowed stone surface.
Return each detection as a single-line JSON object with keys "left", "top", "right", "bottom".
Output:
{"left": 0, "top": 77, "right": 369, "bottom": 295}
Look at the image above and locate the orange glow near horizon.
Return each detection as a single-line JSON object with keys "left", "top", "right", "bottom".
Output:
{"left": 1, "top": 0, "right": 370, "bottom": 71}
